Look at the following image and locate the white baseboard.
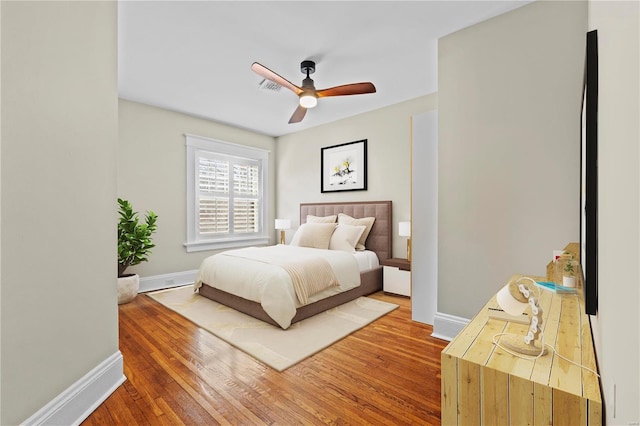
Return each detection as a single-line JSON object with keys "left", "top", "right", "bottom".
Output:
{"left": 139, "top": 269, "right": 198, "bottom": 293}
{"left": 431, "top": 312, "right": 470, "bottom": 341}
{"left": 22, "top": 351, "right": 126, "bottom": 426}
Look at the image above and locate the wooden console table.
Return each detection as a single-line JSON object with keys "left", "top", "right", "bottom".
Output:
{"left": 441, "top": 245, "right": 601, "bottom": 425}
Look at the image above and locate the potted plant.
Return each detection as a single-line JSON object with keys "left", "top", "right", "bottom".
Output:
{"left": 117, "top": 198, "right": 158, "bottom": 304}
{"left": 560, "top": 252, "right": 579, "bottom": 288}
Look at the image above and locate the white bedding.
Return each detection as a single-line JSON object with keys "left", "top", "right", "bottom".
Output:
{"left": 194, "top": 245, "right": 365, "bottom": 329}
{"left": 353, "top": 250, "right": 380, "bottom": 271}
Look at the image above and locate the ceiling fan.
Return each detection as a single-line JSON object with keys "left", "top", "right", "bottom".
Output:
{"left": 251, "top": 60, "right": 376, "bottom": 124}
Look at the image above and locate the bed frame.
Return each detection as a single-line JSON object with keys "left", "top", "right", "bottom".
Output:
{"left": 197, "top": 200, "right": 392, "bottom": 327}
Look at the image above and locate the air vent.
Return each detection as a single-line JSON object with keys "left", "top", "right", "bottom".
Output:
{"left": 258, "top": 78, "right": 282, "bottom": 92}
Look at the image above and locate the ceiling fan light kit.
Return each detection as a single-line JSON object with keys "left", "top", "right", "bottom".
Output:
{"left": 251, "top": 60, "right": 376, "bottom": 124}
{"left": 299, "top": 93, "right": 317, "bottom": 108}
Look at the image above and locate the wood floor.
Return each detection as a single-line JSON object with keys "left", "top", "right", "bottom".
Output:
{"left": 83, "top": 291, "right": 448, "bottom": 425}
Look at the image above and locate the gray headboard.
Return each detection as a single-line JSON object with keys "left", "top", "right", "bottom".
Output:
{"left": 300, "top": 201, "right": 392, "bottom": 262}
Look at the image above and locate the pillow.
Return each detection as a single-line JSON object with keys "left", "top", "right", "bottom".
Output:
{"left": 337, "top": 213, "right": 376, "bottom": 251}
{"left": 329, "top": 224, "right": 366, "bottom": 253}
{"left": 290, "top": 223, "right": 337, "bottom": 249}
{"left": 306, "top": 214, "right": 337, "bottom": 224}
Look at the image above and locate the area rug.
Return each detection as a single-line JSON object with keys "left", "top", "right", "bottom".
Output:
{"left": 147, "top": 285, "right": 398, "bottom": 371}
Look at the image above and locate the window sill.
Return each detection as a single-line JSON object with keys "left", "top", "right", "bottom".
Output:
{"left": 184, "top": 237, "right": 270, "bottom": 253}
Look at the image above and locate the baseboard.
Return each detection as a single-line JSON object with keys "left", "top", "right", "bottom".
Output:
{"left": 22, "top": 351, "right": 126, "bottom": 426}
{"left": 431, "top": 312, "right": 470, "bottom": 341}
{"left": 139, "top": 269, "right": 198, "bottom": 293}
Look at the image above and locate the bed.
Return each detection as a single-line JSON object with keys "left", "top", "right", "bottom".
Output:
{"left": 195, "top": 201, "right": 392, "bottom": 329}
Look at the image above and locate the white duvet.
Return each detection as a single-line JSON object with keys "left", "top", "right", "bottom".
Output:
{"left": 194, "top": 245, "right": 362, "bottom": 329}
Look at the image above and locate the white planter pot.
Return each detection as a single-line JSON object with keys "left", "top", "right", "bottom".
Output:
{"left": 118, "top": 274, "right": 140, "bottom": 304}
{"left": 563, "top": 275, "right": 576, "bottom": 288}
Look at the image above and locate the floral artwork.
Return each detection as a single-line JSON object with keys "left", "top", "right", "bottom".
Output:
{"left": 321, "top": 140, "right": 367, "bottom": 192}
{"left": 331, "top": 158, "right": 357, "bottom": 186}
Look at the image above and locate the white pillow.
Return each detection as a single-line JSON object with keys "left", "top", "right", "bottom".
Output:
{"left": 329, "top": 224, "right": 366, "bottom": 253}
{"left": 306, "top": 214, "right": 337, "bottom": 224}
{"left": 337, "top": 213, "right": 376, "bottom": 251}
{"left": 290, "top": 223, "right": 337, "bottom": 249}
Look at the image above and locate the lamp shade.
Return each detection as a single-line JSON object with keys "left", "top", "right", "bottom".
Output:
{"left": 398, "top": 221, "right": 411, "bottom": 237}
{"left": 496, "top": 283, "right": 529, "bottom": 316}
{"left": 275, "top": 219, "right": 291, "bottom": 230}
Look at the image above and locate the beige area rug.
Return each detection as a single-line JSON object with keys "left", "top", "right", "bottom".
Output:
{"left": 147, "top": 285, "right": 398, "bottom": 372}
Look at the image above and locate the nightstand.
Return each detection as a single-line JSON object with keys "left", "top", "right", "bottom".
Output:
{"left": 381, "top": 258, "right": 411, "bottom": 297}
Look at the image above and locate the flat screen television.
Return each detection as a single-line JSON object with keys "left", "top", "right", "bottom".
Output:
{"left": 581, "top": 29, "right": 598, "bottom": 315}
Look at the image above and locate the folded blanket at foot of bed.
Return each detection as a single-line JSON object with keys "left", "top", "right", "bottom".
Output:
{"left": 221, "top": 248, "right": 339, "bottom": 305}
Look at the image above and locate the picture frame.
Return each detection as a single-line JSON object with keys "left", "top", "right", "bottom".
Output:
{"left": 321, "top": 139, "right": 367, "bottom": 193}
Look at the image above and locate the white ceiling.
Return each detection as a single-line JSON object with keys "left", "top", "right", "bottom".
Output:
{"left": 118, "top": 1, "right": 532, "bottom": 137}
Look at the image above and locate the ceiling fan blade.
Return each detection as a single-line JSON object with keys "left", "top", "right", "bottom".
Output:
{"left": 316, "top": 82, "right": 376, "bottom": 98}
{"left": 251, "top": 62, "right": 303, "bottom": 95}
{"left": 288, "top": 105, "right": 307, "bottom": 124}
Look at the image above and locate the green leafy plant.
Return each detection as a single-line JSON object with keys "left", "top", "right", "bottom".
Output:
{"left": 563, "top": 251, "right": 575, "bottom": 276}
{"left": 117, "top": 198, "right": 158, "bottom": 277}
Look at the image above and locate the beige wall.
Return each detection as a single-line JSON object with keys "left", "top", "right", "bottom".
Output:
{"left": 1, "top": 2, "right": 118, "bottom": 424}
{"left": 118, "top": 99, "right": 276, "bottom": 278}
{"left": 588, "top": 1, "right": 639, "bottom": 423}
{"left": 438, "top": 0, "right": 587, "bottom": 318}
{"left": 276, "top": 95, "right": 437, "bottom": 258}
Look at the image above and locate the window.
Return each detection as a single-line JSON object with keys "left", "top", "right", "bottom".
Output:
{"left": 185, "top": 134, "right": 269, "bottom": 252}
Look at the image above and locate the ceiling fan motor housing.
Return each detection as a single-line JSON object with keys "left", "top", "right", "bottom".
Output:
{"left": 302, "top": 77, "right": 315, "bottom": 90}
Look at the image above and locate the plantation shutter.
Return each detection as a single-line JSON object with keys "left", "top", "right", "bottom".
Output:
{"left": 196, "top": 152, "right": 261, "bottom": 237}
{"left": 233, "top": 162, "right": 260, "bottom": 233}
{"left": 198, "top": 156, "right": 230, "bottom": 234}
{"left": 185, "top": 134, "right": 269, "bottom": 252}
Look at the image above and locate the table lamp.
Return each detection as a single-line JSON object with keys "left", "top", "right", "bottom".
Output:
{"left": 274, "top": 219, "right": 291, "bottom": 245}
{"left": 398, "top": 221, "right": 411, "bottom": 262}
{"left": 495, "top": 277, "right": 547, "bottom": 356}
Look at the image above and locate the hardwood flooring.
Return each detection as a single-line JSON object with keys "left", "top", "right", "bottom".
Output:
{"left": 83, "top": 291, "right": 448, "bottom": 425}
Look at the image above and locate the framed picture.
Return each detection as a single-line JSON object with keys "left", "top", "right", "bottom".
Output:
{"left": 321, "top": 139, "right": 367, "bottom": 193}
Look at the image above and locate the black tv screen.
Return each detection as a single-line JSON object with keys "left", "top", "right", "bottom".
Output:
{"left": 583, "top": 29, "right": 598, "bottom": 315}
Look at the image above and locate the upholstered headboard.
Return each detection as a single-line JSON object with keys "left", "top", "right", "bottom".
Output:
{"left": 300, "top": 201, "right": 392, "bottom": 262}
